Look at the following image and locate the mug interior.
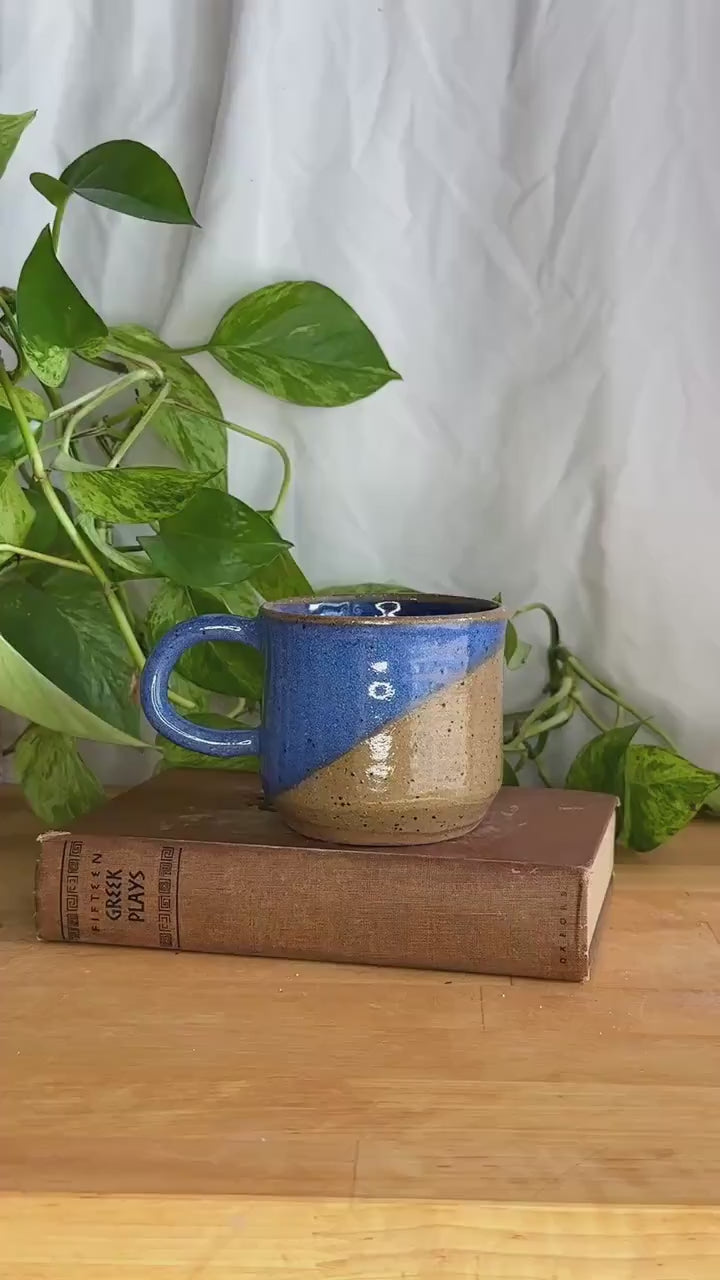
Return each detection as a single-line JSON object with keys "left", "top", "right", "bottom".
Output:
{"left": 264, "top": 595, "right": 501, "bottom": 620}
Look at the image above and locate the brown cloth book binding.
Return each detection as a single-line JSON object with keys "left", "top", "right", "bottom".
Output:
{"left": 35, "top": 771, "right": 616, "bottom": 980}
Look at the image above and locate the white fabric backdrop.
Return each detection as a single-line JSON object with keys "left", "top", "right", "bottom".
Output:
{"left": 1, "top": 0, "right": 718, "bottom": 777}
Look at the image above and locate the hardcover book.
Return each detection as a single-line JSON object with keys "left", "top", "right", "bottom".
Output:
{"left": 35, "top": 771, "right": 616, "bottom": 980}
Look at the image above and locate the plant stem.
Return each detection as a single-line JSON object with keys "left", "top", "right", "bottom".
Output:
{"left": 507, "top": 676, "right": 573, "bottom": 745}
{"left": 105, "top": 338, "right": 165, "bottom": 382}
{"left": 224, "top": 418, "right": 292, "bottom": 518}
{"left": 0, "top": 293, "right": 20, "bottom": 365}
{"left": 173, "top": 343, "right": 208, "bottom": 357}
{"left": 0, "top": 292, "right": 17, "bottom": 333}
{"left": 512, "top": 600, "right": 566, "bottom": 691}
{"left": 169, "top": 689, "right": 198, "bottom": 712}
{"left": 107, "top": 383, "right": 170, "bottom": 468}
{"left": 166, "top": 397, "right": 293, "bottom": 518}
{"left": 0, "top": 322, "right": 21, "bottom": 373}
{"left": 519, "top": 707, "right": 574, "bottom": 738}
{"left": 51, "top": 200, "right": 68, "bottom": 252}
{"left": 48, "top": 370, "right": 153, "bottom": 425}
{"left": 59, "top": 405, "right": 100, "bottom": 457}
{"left": 504, "top": 693, "right": 574, "bottom": 752}
{"left": 566, "top": 654, "right": 679, "bottom": 752}
{"left": 0, "top": 359, "right": 146, "bottom": 671}
{"left": 571, "top": 691, "right": 610, "bottom": 733}
{"left": 0, "top": 296, "right": 25, "bottom": 379}
{"left": 58, "top": 372, "right": 154, "bottom": 458}
{"left": 38, "top": 422, "right": 114, "bottom": 457}
{"left": 222, "top": 421, "right": 291, "bottom": 518}
{"left": 534, "top": 754, "right": 553, "bottom": 787}
{"left": 102, "top": 404, "right": 142, "bottom": 432}
{"left": 42, "top": 385, "right": 63, "bottom": 412}
{"left": 512, "top": 600, "right": 561, "bottom": 648}
{"left": 0, "top": 544, "right": 92, "bottom": 574}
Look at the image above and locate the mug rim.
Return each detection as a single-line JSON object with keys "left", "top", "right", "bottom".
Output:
{"left": 260, "top": 594, "right": 508, "bottom": 625}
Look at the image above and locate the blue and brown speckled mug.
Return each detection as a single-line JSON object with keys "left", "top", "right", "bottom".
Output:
{"left": 140, "top": 595, "right": 507, "bottom": 846}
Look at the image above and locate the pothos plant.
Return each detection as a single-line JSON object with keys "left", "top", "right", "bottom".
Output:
{"left": 0, "top": 111, "right": 716, "bottom": 852}
{"left": 500, "top": 604, "right": 719, "bottom": 850}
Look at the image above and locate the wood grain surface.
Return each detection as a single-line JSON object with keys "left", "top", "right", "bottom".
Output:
{"left": 2, "top": 788, "right": 720, "bottom": 1277}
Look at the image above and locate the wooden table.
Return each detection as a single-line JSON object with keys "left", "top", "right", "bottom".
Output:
{"left": 2, "top": 790, "right": 720, "bottom": 1279}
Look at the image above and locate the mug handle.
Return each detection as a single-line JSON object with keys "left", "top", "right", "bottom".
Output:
{"left": 140, "top": 614, "right": 262, "bottom": 757}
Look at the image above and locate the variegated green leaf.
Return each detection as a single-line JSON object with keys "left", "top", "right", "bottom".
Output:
{"left": 60, "top": 140, "right": 197, "bottom": 224}
{"left": 0, "top": 574, "right": 141, "bottom": 741}
{"left": 15, "top": 724, "right": 105, "bottom": 824}
{"left": 0, "top": 110, "right": 35, "bottom": 179}
{"left": 0, "top": 407, "right": 40, "bottom": 461}
{"left": 566, "top": 722, "right": 640, "bottom": 792}
{"left": 623, "top": 746, "right": 718, "bottom": 852}
{"left": 0, "top": 459, "right": 34, "bottom": 564}
{"left": 504, "top": 620, "right": 532, "bottom": 669}
{"left": 566, "top": 721, "right": 640, "bottom": 832}
{"left": 250, "top": 550, "right": 312, "bottom": 599}
{"left": 51, "top": 453, "right": 103, "bottom": 473}
{"left": 208, "top": 281, "right": 401, "bottom": 407}
{"left": 140, "top": 490, "right": 289, "bottom": 588}
{"left": 0, "top": 383, "right": 46, "bottom": 422}
{"left": 0, "top": 626, "right": 143, "bottom": 746}
{"left": 317, "top": 582, "right": 416, "bottom": 596}
{"left": 29, "top": 171, "right": 69, "bottom": 209}
{"left": 66, "top": 465, "right": 217, "bottom": 523}
{"left": 16, "top": 226, "right": 107, "bottom": 386}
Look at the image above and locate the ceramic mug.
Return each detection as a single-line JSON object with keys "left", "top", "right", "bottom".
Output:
{"left": 140, "top": 594, "right": 507, "bottom": 846}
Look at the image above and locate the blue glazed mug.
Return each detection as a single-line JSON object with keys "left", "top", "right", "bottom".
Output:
{"left": 140, "top": 594, "right": 507, "bottom": 846}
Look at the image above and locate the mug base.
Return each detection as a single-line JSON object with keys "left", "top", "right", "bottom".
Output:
{"left": 274, "top": 796, "right": 496, "bottom": 848}
{"left": 281, "top": 817, "right": 485, "bottom": 847}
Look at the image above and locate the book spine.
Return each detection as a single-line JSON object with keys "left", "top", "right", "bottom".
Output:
{"left": 35, "top": 834, "right": 588, "bottom": 980}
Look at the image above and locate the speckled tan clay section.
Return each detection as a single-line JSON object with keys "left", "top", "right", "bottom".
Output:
{"left": 275, "top": 650, "right": 503, "bottom": 845}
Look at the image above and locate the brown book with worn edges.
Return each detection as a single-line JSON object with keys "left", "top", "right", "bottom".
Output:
{"left": 35, "top": 770, "right": 616, "bottom": 980}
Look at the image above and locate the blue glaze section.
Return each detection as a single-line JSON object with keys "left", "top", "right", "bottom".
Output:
{"left": 140, "top": 598, "right": 505, "bottom": 787}
{"left": 260, "top": 615, "right": 505, "bottom": 796}
{"left": 140, "top": 615, "right": 262, "bottom": 757}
